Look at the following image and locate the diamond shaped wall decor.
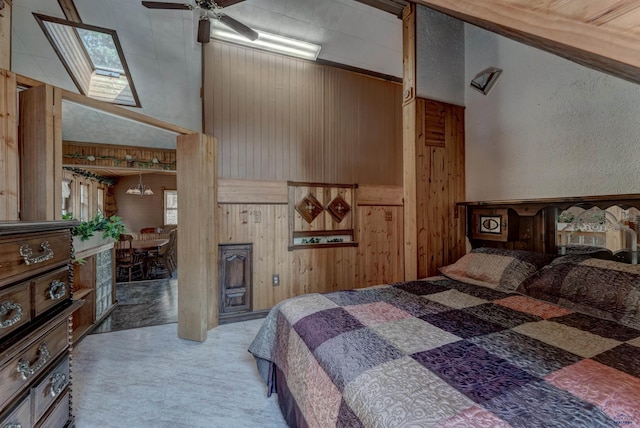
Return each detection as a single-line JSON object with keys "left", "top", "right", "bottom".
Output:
{"left": 326, "top": 195, "right": 350, "bottom": 223}
{"left": 296, "top": 193, "right": 323, "bottom": 223}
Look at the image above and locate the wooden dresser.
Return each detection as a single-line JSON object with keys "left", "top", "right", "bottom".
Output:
{"left": 0, "top": 221, "right": 82, "bottom": 428}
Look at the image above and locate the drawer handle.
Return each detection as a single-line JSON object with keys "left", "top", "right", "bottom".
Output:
{"left": 19, "top": 241, "right": 54, "bottom": 266}
{"left": 48, "top": 280, "right": 67, "bottom": 300}
{"left": 0, "top": 301, "right": 23, "bottom": 329}
{"left": 49, "top": 372, "right": 67, "bottom": 397}
{"left": 17, "top": 343, "right": 51, "bottom": 380}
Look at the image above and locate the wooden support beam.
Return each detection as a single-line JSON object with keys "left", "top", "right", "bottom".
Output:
{"left": 61, "top": 89, "right": 195, "bottom": 135}
{"left": 402, "top": 4, "right": 419, "bottom": 280}
{"left": 57, "top": 0, "right": 81, "bottom": 23}
{"left": 0, "top": 0, "right": 11, "bottom": 71}
{"left": 414, "top": 0, "right": 640, "bottom": 85}
{"left": 19, "top": 84, "right": 56, "bottom": 220}
{"left": 177, "top": 133, "right": 218, "bottom": 342}
{"left": 0, "top": 70, "right": 18, "bottom": 220}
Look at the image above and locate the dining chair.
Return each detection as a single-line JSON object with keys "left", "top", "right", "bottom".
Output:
{"left": 147, "top": 229, "right": 177, "bottom": 279}
{"left": 115, "top": 234, "right": 145, "bottom": 282}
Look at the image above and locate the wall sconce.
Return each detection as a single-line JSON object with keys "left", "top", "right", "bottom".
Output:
{"left": 470, "top": 67, "right": 502, "bottom": 95}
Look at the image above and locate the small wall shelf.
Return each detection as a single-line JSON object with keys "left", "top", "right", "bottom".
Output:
{"left": 288, "top": 181, "right": 358, "bottom": 251}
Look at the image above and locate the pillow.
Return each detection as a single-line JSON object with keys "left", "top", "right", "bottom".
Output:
{"left": 439, "top": 247, "right": 558, "bottom": 292}
{"left": 519, "top": 256, "right": 640, "bottom": 329}
{"left": 562, "top": 245, "right": 613, "bottom": 258}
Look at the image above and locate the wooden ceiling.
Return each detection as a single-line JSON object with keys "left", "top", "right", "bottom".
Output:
{"left": 415, "top": 0, "right": 640, "bottom": 85}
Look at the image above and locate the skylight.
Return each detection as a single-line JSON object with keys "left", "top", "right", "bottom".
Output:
{"left": 34, "top": 14, "right": 141, "bottom": 107}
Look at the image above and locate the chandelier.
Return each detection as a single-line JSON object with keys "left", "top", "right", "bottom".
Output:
{"left": 126, "top": 173, "right": 154, "bottom": 196}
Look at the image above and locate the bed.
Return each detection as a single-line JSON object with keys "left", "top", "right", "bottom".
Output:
{"left": 249, "top": 201, "right": 640, "bottom": 427}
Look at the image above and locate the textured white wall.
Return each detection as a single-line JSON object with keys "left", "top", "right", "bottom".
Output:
{"left": 416, "top": 6, "right": 464, "bottom": 106}
{"left": 465, "top": 25, "right": 640, "bottom": 201}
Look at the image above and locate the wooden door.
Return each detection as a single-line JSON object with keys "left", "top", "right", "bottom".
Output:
{"left": 218, "top": 243, "right": 252, "bottom": 318}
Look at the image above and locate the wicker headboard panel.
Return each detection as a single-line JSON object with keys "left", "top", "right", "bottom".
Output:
{"left": 457, "top": 194, "right": 640, "bottom": 260}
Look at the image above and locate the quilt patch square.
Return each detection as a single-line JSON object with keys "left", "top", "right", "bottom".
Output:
{"left": 294, "top": 307, "right": 364, "bottom": 351}
{"left": 469, "top": 330, "right": 582, "bottom": 378}
{"left": 462, "top": 303, "right": 541, "bottom": 329}
{"left": 513, "top": 320, "right": 622, "bottom": 358}
{"left": 280, "top": 293, "right": 339, "bottom": 324}
{"left": 393, "top": 280, "right": 449, "bottom": 296}
{"left": 425, "top": 289, "right": 488, "bottom": 309}
{"left": 496, "top": 295, "right": 574, "bottom": 319}
{"left": 345, "top": 357, "right": 475, "bottom": 427}
{"left": 412, "top": 341, "right": 536, "bottom": 403}
{"left": 436, "top": 278, "right": 513, "bottom": 301}
{"left": 370, "top": 317, "right": 461, "bottom": 355}
{"left": 550, "top": 312, "right": 640, "bottom": 341}
{"left": 484, "top": 379, "right": 615, "bottom": 427}
{"left": 592, "top": 343, "right": 640, "bottom": 380}
{"left": 336, "top": 399, "right": 365, "bottom": 428}
{"left": 546, "top": 359, "right": 640, "bottom": 425}
{"left": 420, "top": 310, "right": 505, "bottom": 339}
{"left": 303, "top": 356, "right": 342, "bottom": 428}
{"left": 344, "top": 301, "right": 411, "bottom": 326}
{"left": 314, "top": 328, "right": 403, "bottom": 391}
{"left": 434, "top": 406, "right": 510, "bottom": 428}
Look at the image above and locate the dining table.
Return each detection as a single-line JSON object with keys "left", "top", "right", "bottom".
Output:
{"left": 130, "top": 239, "right": 170, "bottom": 279}
{"left": 131, "top": 238, "right": 169, "bottom": 251}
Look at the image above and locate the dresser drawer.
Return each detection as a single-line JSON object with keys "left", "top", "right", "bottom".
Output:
{"left": 0, "top": 320, "right": 69, "bottom": 411}
{"left": 35, "top": 389, "right": 70, "bottom": 428}
{"left": 32, "top": 268, "right": 70, "bottom": 318}
{"left": 0, "top": 282, "right": 32, "bottom": 341}
{"left": 0, "top": 393, "right": 31, "bottom": 428}
{"left": 0, "top": 231, "right": 71, "bottom": 287}
{"left": 32, "top": 356, "right": 69, "bottom": 423}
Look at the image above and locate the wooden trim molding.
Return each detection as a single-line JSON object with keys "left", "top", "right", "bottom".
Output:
{"left": 414, "top": 0, "right": 640, "bottom": 85}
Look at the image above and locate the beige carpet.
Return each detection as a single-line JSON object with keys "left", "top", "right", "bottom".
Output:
{"left": 73, "top": 319, "right": 287, "bottom": 427}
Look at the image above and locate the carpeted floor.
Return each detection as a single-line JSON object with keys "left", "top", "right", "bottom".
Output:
{"left": 73, "top": 319, "right": 287, "bottom": 427}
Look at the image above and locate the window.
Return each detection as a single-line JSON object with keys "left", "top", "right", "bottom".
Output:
{"left": 34, "top": 14, "right": 141, "bottom": 107}
{"left": 164, "top": 190, "right": 178, "bottom": 225}
{"left": 80, "top": 182, "right": 89, "bottom": 222}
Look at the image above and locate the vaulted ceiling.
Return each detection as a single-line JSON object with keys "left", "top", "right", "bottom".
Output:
{"left": 11, "top": 0, "right": 640, "bottom": 150}
{"left": 12, "top": 0, "right": 404, "bottom": 148}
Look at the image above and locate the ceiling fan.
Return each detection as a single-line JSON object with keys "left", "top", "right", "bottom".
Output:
{"left": 142, "top": 0, "right": 258, "bottom": 44}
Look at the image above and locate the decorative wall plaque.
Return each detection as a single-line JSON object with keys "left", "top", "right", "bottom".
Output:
{"left": 288, "top": 181, "right": 358, "bottom": 250}
{"left": 326, "top": 195, "right": 350, "bottom": 223}
{"left": 295, "top": 193, "right": 323, "bottom": 224}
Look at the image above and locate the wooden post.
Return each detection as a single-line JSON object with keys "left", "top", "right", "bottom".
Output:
{"left": 0, "top": 69, "right": 18, "bottom": 220}
{"left": 177, "top": 133, "right": 218, "bottom": 342}
{"left": 402, "top": 4, "right": 419, "bottom": 280}
{"left": 0, "top": 1, "right": 11, "bottom": 71}
{"left": 19, "top": 84, "right": 58, "bottom": 220}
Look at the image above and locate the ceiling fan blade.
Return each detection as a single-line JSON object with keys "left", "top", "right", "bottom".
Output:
{"left": 217, "top": 14, "right": 258, "bottom": 41}
{"left": 197, "top": 18, "right": 211, "bottom": 44}
{"left": 142, "top": 1, "right": 193, "bottom": 10}
{"left": 215, "top": 0, "right": 246, "bottom": 7}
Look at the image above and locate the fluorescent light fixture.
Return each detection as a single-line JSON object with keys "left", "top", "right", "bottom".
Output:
{"left": 211, "top": 20, "right": 321, "bottom": 61}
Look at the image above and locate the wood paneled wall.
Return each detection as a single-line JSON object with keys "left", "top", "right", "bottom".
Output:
{"left": 218, "top": 180, "right": 404, "bottom": 310}
{"left": 416, "top": 98, "right": 466, "bottom": 278}
{"left": 0, "top": 70, "right": 18, "bottom": 220}
{"left": 203, "top": 42, "right": 403, "bottom": 185}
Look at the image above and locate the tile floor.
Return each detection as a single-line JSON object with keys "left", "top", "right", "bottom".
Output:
{"left": 73, "top": 278, "right": 287, "bottom": 427}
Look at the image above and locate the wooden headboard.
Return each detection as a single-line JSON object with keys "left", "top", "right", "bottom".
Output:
{"left": 457, "top": 194, "right": 640, "bottom": 255}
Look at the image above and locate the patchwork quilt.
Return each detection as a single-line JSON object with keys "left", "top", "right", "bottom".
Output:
{"left": 249, "top": 277, "right": 640, "bottom": 428}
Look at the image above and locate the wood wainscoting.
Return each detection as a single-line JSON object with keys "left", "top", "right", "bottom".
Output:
{"left": 218, "top": 179, "right": 404, "bottom": 311}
